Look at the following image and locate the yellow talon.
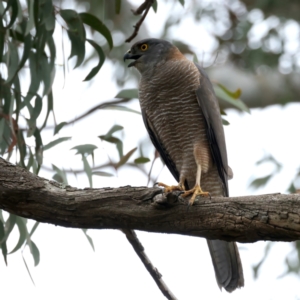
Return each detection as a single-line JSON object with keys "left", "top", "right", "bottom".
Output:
{"left": 181, "top": 184, "right": 210, "bottom": 205}
{"left": 156, "top": 182, "right": 185, "bottom": 194}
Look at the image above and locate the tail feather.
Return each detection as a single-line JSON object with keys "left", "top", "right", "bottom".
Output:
{"left": 207, "top": 240, "right": 244, "bottom": 292}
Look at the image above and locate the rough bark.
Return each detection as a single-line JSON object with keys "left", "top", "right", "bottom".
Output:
{"left": 1, "top": 157, "right": 300, "bottom": 243}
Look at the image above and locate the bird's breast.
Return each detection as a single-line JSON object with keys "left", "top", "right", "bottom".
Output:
{"left": 139, "top": 60, "right": 211, "bottom": 186}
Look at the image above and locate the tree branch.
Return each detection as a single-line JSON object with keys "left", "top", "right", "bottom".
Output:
{"left": 1, "top": 157, "right": 300, "bottom": 243}
{"left": 121, "top": 229, "right": 177, "bottom": 300}
{"left": 125, "top": 0, "right": 154, "bottom": 43}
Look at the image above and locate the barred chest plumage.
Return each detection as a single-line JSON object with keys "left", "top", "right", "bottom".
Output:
{"left": 138, "top": 59, "right": 215, "bottom": 190}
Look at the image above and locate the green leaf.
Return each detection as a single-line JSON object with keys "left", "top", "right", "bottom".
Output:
{"left": 249, "top": 174, "right": 272, "bottom": 189}
{"left": 1, "top": 79, "right": 12, "bottom": 114}
{"left": 22, "top": 255, "right": 35, "bottom": 285}
{"left": 116, "top": 147, "right": 137, "bottom": 168}
{"left": 0, "top": 211, "right": 4, "bottom": 223}
{"left": 4, "top": 213, "right": 17, "bottom": 240}
{"left": 82, "top": 229, "right": 95, "bottom": 251}
{"left": 31, "top": 95, "right": 43, "bottom": 121}
{"left": 252, "top": 242, "right": 273, "bottom": 279}
{"left": 115, "top": 0, "right": 121, "bottom": 14}
{"left": 60, "top": 10, "right": 86, "bottom": 68}
{"left": 222, "top": 118, "right": 230, "bottom": 126}
{"left": 102, "top": 105, "right": 141, "bottom": 115}
{"left": 29, "top": 222, "right": 39, "bottom": 238}
{"left": 28, "top": 240, "right": 40, "bottom": 266}
{"left": 152, "top": 0, "right": 158, "bottom": 12}
{"left": 84, "top": 39, "right": 105, "bottom": 81}
{"left": 2, "top": 0, "right": 19, "bottom": 29}
{"left": 193, "top": 53, "right": 198, "bottom": 63}
{"left": 0, "top": 219, "right": 7, "bottom": 265}
{"left": 47, "top": 35, "right": 56, "bottom": 70}
{"left": 82, "top": 155, "right": 93, "bottom": 187}
{"left": 217, "top": 83, "right": 241, "bottom": 99}
{"left": 0, "top": 118, "right": 5, "bottom": 144}
{"left": 99, "top": 135, "right": 123, "bottom": 158}
{"left": 41, "top": 52, "right": 55, "bottom": 96}
{"left": 178, "top": 0, "right": 185, "bottom": 6}
{"left": 0, "top": 22, "right": 5, "bottom": 64}
{"left": 26, "top": 117, "right": 36, "bottom": 138}
{"left": 5, "top": 40, "right": 19, "bottom": 83}
{"left": 214, "top": 85, "right": 250, "bottom": 113}
{"left": 41, "top": 90, "right": 54, "bottom": 129}
{"left": 6, "top": 31, "right": 32, "bottom": 84}
{"left": 13, "top": 76, "right": 21, "bottom": 124}
{"left": 26, "top": 149, "right": 34, "bottom": 171}
{"left": 52, "top": 164, "right": 68, "bottom": 185}
{"left": 99, "top": 126, "right": 123, "bottom": 159}
{"left": 115, "top": 89, "right": 138, "bottom": 99}
{"left": 288, "top": 183, "right": 296, "bottom": 194}
{"left": 33, "top": 0, "right": 39, "bottom": 29}
{"left": 54, "top": 122, "right": 68, "bottom": 135}
{"left": 105, "top": 124, "right": 123, "bottom": 137}
{"left": 99, "top": 135, "right": 121, "bottom": 144}
{"left": 9, "top": 217, "right": 27, "bottom": 254}
{"left": 25, "top": 0, "right": 35, "bottom": 35}
{"left": 0, "top": 118, "right": 11, "bottom": 155}
{"left": 42, "top": 0, "right": 55, "bottom": 31}
{"left": 33, "top": 128, "right": 43, "bottom": 165}
{"left": 71, "top": 144, "right": 98, "bottom": 156}
{"left": 79, "top": 12, "right": 113, "bottom": 50}
{"left": 23, "top": 51, "right": 41, "bottom": 105}
{"left": 134, "top": 157, "right": 150, "bottom": 164}
{"left": 92, "top": 171, "right": 114, "bottom": 177}
{"left": 17, "top": 130, "right": 27, "bottom": 167}
{"left": 43, "top": 137, "right": 71, "bottom": 151}
{"left": 35, "top": 19, "right": 50, "bottom": 64}
{"left": 256, "top": 155, "right": 282, "bottom": 171}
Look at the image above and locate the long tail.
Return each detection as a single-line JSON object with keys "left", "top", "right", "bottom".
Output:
{"left": 207, "top": 240, "right": 244, "bottom": 292}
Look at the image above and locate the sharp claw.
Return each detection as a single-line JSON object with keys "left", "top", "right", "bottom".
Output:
{"left": 154, "top": 182, "right": 159, "bottom": 187}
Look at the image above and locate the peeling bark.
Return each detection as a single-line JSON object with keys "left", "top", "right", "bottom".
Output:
{"left": 1, "top": 157, "right": 300, "bottom": 243}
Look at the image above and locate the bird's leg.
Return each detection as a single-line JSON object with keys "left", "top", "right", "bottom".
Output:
{"left": 156, "top": 178, "right": 185, "bottom": 194}
{"left": 181, "top": 164, "right": 210, "bottom": 205}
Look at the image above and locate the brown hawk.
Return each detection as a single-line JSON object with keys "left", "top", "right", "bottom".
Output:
{"left": 124, "top": 38, "right": 244, "bottom": 292}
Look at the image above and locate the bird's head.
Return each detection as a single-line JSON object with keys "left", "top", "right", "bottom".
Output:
{"left": 124, "top": 38, "right": 184, "bottom": 74}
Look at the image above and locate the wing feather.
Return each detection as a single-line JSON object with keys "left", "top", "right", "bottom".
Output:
{"left": 194, "top": 63, "right": 229, "bottom": 196}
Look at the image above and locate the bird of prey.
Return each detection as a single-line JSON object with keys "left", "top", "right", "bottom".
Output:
{"left": 124, "top": 38, "right": 244, "bottom": 292}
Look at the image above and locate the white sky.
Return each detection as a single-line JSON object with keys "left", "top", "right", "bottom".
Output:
{"left": 1, "top": 0, "right": 300, "bottom": 299}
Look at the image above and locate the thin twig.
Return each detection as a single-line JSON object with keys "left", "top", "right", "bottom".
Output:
{"left": 121, "top": 229, "right": 177, "bottom": 300}
{"left": 125, "top": 0, "right": 154, "bottom": 43}
{"left": 19, "top": 98, "right": 134, "bottom": 131}
{"left": 40, "top": 162, "right": 156, "bottom": 182}
{"left": 63, "top": 98, "right": 134, "bottom": 127}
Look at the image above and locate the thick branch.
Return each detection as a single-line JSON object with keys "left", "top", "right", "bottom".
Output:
{"left": 1, "top": 158, "right": 300, "bottom": 243}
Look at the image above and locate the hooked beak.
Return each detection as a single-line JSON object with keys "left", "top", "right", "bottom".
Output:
{"left": 123, "top": 51, "right": 142, "bottom": 67}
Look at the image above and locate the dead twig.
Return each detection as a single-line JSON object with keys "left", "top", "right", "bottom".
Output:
{"left": 18, "top": 98, "right": 134, "bottom": 132}
{"left": 64, "top": 98, "right": 134, "bottom": 127}
{"left": 121, "top": 229, "right": 177, "bottom": 300}
{"left": 125, "top": 0, "right": 154, "bottom": 43}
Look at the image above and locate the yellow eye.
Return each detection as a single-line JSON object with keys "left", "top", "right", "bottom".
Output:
{"left": 140, "top": 44, "right": 148, "bottom": 51}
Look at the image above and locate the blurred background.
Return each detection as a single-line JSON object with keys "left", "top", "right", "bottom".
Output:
{"left": 1, "top": 0, "right": 300, "bottom": 299}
